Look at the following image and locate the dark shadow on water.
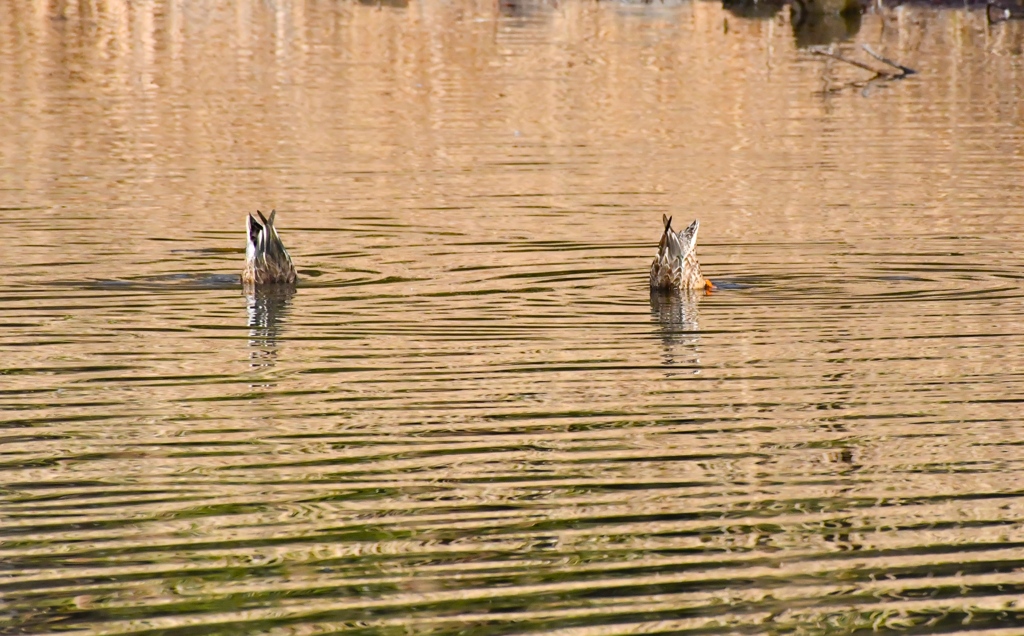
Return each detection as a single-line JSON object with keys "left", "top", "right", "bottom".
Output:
{"left": 88, "top": 273, "right": 241, "bottom": 290}
{"left": 497, "top": 0, "right": 561, "bottom": 21}
{"left": 705, "top": 279, "right": 750, "bottom": 291}
{"left": 356, "top": 0, "right": 409, "bottom": 8}
{"left": 247, "top": 286, "right": 295, "bottom": 371}
{"left": 791, "top": 3, "right": 862, "bottom": 46}
{"left": 649, "top": 290, "right": 702, "bottom": 372}
{"left": 723, "top": 0, "right": 785, "bottom": 20}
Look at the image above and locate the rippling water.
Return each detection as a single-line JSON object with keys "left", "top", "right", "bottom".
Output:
{"left": 3, "top": 0, "right": 1024, "bottom": 634}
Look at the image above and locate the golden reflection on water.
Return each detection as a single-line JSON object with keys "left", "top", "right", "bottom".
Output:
{"left": 0, "top": 1, "right": 1019, "bottom": 262}
{"left": 3, "top": 0, "right": 1024, "bottom": 252}
{"left": 2, "top": 0, "right": 1024, "bottom": 634}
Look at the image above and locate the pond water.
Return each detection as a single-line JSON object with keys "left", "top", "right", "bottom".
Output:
{"left": 2, "top": 0, "right": 1024, "bottom": 633}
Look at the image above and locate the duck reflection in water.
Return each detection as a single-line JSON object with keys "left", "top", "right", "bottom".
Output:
{"left": 242, "top": 210, "right": 297, "bottom": 370}
{"left": 650, "top": 290, "right": 702, "bottom": 370}
{"left": 247, "top": 286, "right": 295, "bottom": 369}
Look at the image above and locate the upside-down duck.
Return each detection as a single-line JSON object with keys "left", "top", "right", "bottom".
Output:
{"left": 649, "top": 215, "right": 712, "bottom": 293}
{"left": 242, "top": 210, "right": 296, "bottom": 288}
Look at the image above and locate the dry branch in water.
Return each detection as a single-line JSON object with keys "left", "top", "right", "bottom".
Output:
{"left": 860, "top": 45, "right": 916, "bottom": 76}
{"left": 808, "top": 44, "right": 916, "bottom": 95}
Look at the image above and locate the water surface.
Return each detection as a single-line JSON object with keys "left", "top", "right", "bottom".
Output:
{"left": 2, "top": 0, "right": 1024, "bottom": 633}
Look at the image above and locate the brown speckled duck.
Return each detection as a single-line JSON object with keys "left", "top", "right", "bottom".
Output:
{"left": 649, "top": 215, "right": 712, "bottom": 293}
{"left": 242, "top": 210, "right": 296, "bottom": 288}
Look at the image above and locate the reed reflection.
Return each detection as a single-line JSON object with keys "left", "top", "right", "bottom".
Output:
{"left": 649, "top": 290, "right": 702, "bottom": 371}
{"left": 246, "top": 286, "right": 294, "bottom": 370}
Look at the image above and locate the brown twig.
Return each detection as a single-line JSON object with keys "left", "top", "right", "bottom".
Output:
{"left": 861, "top": 44, "right": 916, "bottom": 76}
{"left": 809, "top": 44, "right": 915, "bottom": 95}
{"left": 808, "top": 45, "right": 885, "bottom": 75}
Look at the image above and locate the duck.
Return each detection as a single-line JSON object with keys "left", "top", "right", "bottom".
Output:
{"left": 649, "top": 215, "right": 713, "bottom": 292}
{"left": 242, "top": 210, "right": 297, "bottom": 287}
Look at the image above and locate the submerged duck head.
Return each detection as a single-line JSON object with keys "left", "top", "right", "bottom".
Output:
{"left": 242, "top": 210, "right": 297, "bottom": 288}
{"left": 649, "top": 214, "right": 711, "bottom": 292}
